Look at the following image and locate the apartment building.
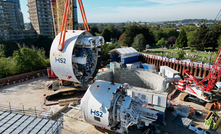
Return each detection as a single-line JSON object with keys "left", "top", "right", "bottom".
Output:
{"left": 27, "top": 0, "right": 54, "bottom": 37}
{"left": 9, "top": 30, "right": 38, "bottom": 42}
{"left": 5, "top": 0, "right": 24, "bottom": 30}
{"left": 0, "top": 0, "right": 24, "bottom": 40}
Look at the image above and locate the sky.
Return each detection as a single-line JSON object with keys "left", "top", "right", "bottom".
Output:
{"left": 21, "top": 0, "right": 221, "bottom": 23}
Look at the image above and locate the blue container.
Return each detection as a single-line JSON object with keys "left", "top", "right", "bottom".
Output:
{"left": 142, "top": 63, "right": 149, "bottom": 71}
{"left": 121, "top": 56, "right": 138, "bottom": 64}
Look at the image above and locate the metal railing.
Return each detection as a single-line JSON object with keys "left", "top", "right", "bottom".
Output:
{"left": 0, "top": 103, "right": 44, "bottom": 118}
{"left": 0, "top": 103, "right": 63, "bottom": 134}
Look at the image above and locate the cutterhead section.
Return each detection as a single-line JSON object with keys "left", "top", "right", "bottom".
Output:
{"left": 50, "top": 30, "right": 104, "bottom": 83}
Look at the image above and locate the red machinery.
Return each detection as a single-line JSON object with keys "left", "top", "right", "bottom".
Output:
{"left": 179, "top": 47, "right": 221, "bottom": 110}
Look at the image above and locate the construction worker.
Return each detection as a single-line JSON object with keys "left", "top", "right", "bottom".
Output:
{"left": 216, "top": 102, "right": 221, "bottom": 110}
{"left": 214, "top": 102, "right": 217, "bottom": 109}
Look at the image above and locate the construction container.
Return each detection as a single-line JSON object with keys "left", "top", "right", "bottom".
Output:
{"left": 141, "top": 63, "right": 156, "bottom": 71}
{"left": 160, "top": 66, "right": 180, "bottom": 78}
{"left": 110, "top": 62, "right": 120, "bottom": 70}
{"left": 204, "top": 112, "right": 221, "bottom": 130}
{"left": 126, "top": 61, "right": 141, "bottom": 69}
{"left": 109, "top": 47, "right": 139, "bottom": 64}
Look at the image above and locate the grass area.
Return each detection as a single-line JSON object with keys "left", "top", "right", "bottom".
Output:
{"left": 152, "top": 48, "right": 217, "bottom": 56}
{"left": 142, "top": 48, "right": 216, "bottom": 63}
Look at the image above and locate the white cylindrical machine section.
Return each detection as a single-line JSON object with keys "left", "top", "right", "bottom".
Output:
{"left": 76, "top": 36, "right": 104, "bottom": 48}
{"left": 50, "top": 30, "right": 103, "bottom": 83}
{"left": 81, "top": 80, "right": 121, "bottom": 127}
{"left": 81, "top": 80, "right": 159, "bottom": 133}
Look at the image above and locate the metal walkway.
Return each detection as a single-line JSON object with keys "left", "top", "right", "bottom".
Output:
{"left": 0, "top": 111, "right": 62, "bottom": 134}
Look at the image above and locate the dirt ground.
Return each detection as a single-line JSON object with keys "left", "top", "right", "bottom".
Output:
{"left": 0, "top": 76, "right": 57, "bottom": 111}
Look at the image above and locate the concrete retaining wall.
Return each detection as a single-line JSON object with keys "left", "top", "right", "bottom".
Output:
{"left": 96, "top": 68, "right": 164, "bottom": 91}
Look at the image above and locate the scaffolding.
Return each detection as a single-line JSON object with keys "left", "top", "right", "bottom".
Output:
{"left": 50, "top": 0, "right": 74, "bottom": 36}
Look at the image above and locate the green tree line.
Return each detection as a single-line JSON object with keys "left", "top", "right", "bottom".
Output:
{"left": 0, "top": 35, "right": 52, "bottom": 79}
{"left": 92, "top": 21, "right": 221, "bottom": 54}
{"left": 176, "top": 21, "right": 221, "bottom": 50}
{"left": 0, "top": 46, "right": 49, "bottom": 79}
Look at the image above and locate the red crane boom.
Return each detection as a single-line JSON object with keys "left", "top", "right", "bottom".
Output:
{"left": 184, "top": 47, "right": 221, "bottom": 92}
{"left": 58, "top": 0, "right": 89, "bottom": 51}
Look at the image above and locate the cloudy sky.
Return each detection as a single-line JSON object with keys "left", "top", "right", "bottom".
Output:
{"left": 21, "top": 0, "right": 221, "bottom": 23}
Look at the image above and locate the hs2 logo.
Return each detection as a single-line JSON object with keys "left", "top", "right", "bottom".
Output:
{"left": 55, "top": 57, "right": 66, "bottom": 64}
{"left": 91, "top": 109, "right": 103, "bottom": 117}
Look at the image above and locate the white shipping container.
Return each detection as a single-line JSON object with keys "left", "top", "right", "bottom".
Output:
{"left": 160, "top": 66, "right": 180, "bottom": 78}
{"left": 126, "top": 61, "right": 141, "bottom": 69}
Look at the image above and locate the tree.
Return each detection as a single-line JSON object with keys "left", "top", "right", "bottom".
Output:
{"left": 101, "top": 43, "right": 109, "bottom": 57}
{"left": 167, "top": 36, "right": 176, "bottom": 46}
{"left": 0, "top": 45, "right": 5, "bottom": 58}
{"left": 101, "top": 42, "right": 120, "bottom": 57}
{"left": 132, "top": 34, "right": 146, "bottom": 52}
{"left": 107, "top": 24, "right": 118, "bottom": 39}
{"left": 188, "top": 24, "right": 209, "bottom": 50}
{"left": 175, "top": 29, "right": 187, "bottom": 48}
{"left": 180, "top": 25, "right": 197, "bottom": 34}
{"left": 218, "top": 36, "right": 221, "bottom": 49}
{"left": 33, "top": 35, "right": 53, "bottom": 57}
{"left": 0, "top": 40, "right": 19, "bottom": 57}
{"left": 156, "top": 38, "right": 168, "bottom": 47}
{"left": 176, "top": 50, "right": 186, "bottom": 59}
{"left": 118, "top": 33, "right": 126, "bottom": 46}
{"left": 120, "top": 26, "right": 126, "bottom": 33}
{"left": 89, "top": 26, "right": 99, "bottom": 36}
{"left": 13, "top": 48, "right": 49, "bottom": 73}
{"left": 0, "top": 57, "right": 7, "bottom": 78}
{"left": 101, "top": 28, "right": 111, "bottom": 42}
{"left": 123, "top": 23, "right": 154, "bottom": 47}
{"left": 20, "top": 36, "right": 34, "bottom": 48}
{"left": 210, "top": 22, "right": 221, "bottom": 50}
{"left": 153, "top": 29, "right": 164, "bottom": 43}
{"left": 162, "top": 28, "right": 179, "bottom": 39}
